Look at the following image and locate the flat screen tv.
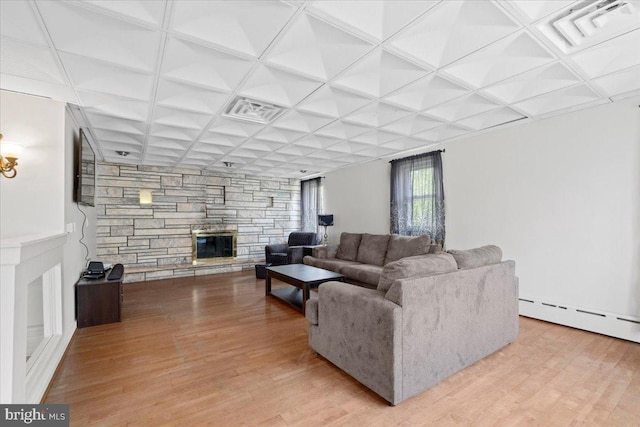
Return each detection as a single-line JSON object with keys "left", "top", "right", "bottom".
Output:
{"left": 75, "top": 128, "right": 96, "bottom": 207}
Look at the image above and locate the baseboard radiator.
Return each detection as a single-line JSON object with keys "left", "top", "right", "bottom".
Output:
{"left": 519, "top": 297, "right": 640, "bottom": 343}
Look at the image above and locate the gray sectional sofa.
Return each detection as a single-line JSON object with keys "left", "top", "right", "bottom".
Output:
{"left": 304, "top": 235, "right": 519, "bottom": 405}
{"left": 303, "top": 232, "right": 442, "bottom": 288}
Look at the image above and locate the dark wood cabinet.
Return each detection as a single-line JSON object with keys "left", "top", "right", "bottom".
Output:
{"left": 76, "top": 275, "right": 123, "bottom": 328}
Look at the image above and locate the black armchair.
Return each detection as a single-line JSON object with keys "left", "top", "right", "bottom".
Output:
{"left": 265, "top": 232, "right": 319, "bottom": 265}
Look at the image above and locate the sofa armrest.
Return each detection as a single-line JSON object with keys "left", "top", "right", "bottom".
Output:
{"left": 310, "top": 282, "right": 402, "bottom": 404}
{"left": 287, "top": 246, "right": 305, "bottom": 264}
{"left": 265, "top": 242, "right": 288, "bottom": 258}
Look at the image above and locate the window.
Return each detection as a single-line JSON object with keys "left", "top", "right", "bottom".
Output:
{"left": 301, "top": 177, "right": 322, "bottom": 234}
{"left": 390, "top": 151, "right": 445, "bottom": 243}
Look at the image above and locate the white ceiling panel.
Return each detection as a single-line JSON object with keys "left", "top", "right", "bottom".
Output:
{"left": 382, "top": 73, "right": 470, "bottom": 111}
{"left": 254, "top": 128, "right": 307, "bottom": 144}
{"left": 93, "top": 129, "right": 144, "bottom": 146}
{"left": 155, "top": 79, "right": 228, "bottom": 115}
{"left": 238, "top": 64, "right": 324, "bottom": 108}
{"left": 569, "top": 29, "right": 640, "bottom": 78}
{"left": 1, "top": 1, "right": 635, "bottom": 177}
{"left": 207, "top": 117, "right": 263, "bottom": 138}
{"left": 424, "top": 93, "right": 502, "bottom": 122}
{"left": 441, "top": 31, "right": 556, "bottom": 88}
{"left": 387, "top": 0, "right": 521, "bottom": 68}
{"left": 381, "top": 114, "right": 443, "bottom": 135}
{"left": 506, "top": 0, "right": 575, "bottom": 22}
{"left": 332, "top": 48, "right": 428, "bottom": 98}
{"left": 85, "top": 113, "right": 146, "bottom": 135}
{"left": 514, "top": 84, "right": 602, "bottom": 116}
{"left": 314, "top": 121, "right": 370, "bottom": 139}
{"left": 297, "top": 85, "right": 373, "bottom": 118}
{"left": 414, "top": 124, "right": 471, "bottom": 141}
{"left": 344, "top": 101, "right": 413, "bottom": 127}
{"left": 0, "top": 38, "right": 66, "bottom": 84}
{"left": 61, "top": 53, "right": 153, "bottom": 101}
{"left": 456, "top": 107, "right": 526, "bottom": 131}
{"left": 272, "top": 110, "right": 335, "bottom": 133}
{"left": 161, "top": 37, "right": 254, "bottom": 92}
{"left": 352, "top": 130, "right": 402, "bottom": 145}
{"left": 77, "top": 91, "right": 149, "bottom": 122}
{"left": 308, "top": 1, "right": 438, "bottom": 42}
{"left": 266, "top": 13, "right": 374, "bottom": 80}
{"left": 0, "top": 1, "right": 49, "bottom": 46}
{"left": 82, "top": 0, "right": 167, "bottom": 27}
{"left": 169, "top": 1, "right": 296, "bottom": 57}
{"left": 480, "top": 62, "right": 582, "bottom": 103}
{"left": 152, "top": 106, "right": 211, "bottom": 131}
{"left": 37, "top": 1, "right": 161, "bottom": 73}
{"left": 593, "top": 65, "right": 640, "bottom": 97}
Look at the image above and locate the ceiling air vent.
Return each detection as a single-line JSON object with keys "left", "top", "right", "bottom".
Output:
{"left": 538, "top": 0, "right": 640, "bottom": 53}
{"left": 223, "top": 97, "right": 285, "bottom": 124}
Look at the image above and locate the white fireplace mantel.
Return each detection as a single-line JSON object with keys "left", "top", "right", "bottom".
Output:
{"left": 1, "top": 232, "right": 67, "bottom": 403}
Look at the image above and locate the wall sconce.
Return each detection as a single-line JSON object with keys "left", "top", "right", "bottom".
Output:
{"left": 139, "top": 189, "right": 153, "bottom": 204}
{"left": 0, "top": 133, "right": 23, "bottom": 179}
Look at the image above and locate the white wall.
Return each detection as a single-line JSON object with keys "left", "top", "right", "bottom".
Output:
{"left": 0, "top": 91, "right": 65, "bottom": 238}
{"left": 322, "top": 159, "right": 390, "bottom": 244}
{"left": 323, "top": 97, "right": 640, "bottom": 337}
{"left": 0, "top": 91, "right": 97, "bottom": 402}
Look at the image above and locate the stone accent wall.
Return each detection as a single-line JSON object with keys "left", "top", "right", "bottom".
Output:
{"left": 95, "top": 163, "right": 300, "bottom": 282}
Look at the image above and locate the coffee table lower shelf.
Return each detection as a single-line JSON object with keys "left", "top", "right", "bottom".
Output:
{"left": 265, "top": 264, "right": 344, "bottom": 315}
{"left": 269, "top": 287, "right": 305, "bottom": 312}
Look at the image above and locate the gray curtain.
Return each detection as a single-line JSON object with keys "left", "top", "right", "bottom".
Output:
{"left": 390, "top": 151, "right": 445, "bottom": 244}
{"left": 301, "top": 177, "right": 322, "bottom": 235}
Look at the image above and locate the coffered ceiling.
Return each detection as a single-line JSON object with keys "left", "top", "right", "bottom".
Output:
{"left": 1, "top": 0, "right": 639, "bottom": 177}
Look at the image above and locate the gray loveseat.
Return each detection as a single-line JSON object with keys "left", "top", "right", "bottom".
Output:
{"left": 304, "top": 232, "right": 442, "bottom": 288}
{"left": 305, "top": 244, "right": 519, "bottom": 405}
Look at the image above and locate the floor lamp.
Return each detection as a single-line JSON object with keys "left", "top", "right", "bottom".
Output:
{"left": 318, "top": 214, "right": 334, "bottom": 246}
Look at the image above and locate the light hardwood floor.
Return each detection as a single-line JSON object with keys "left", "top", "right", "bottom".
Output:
{"left": 45, "top": 271, "right": 640, "bottom": 426}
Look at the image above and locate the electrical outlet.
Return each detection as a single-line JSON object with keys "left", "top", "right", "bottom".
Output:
{"left": 65, "top": 222, "right": 76, "bottom": 233}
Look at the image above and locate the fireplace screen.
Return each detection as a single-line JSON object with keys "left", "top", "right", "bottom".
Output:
{"left": 192, "top": 231, "right": 237, "bottom": 264}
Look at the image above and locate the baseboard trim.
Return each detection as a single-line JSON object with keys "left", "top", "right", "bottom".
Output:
{"left": 519, "top": 297, "right": 640, "bottom": 343}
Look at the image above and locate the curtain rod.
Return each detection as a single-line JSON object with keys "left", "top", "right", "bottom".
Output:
{"left": 389, "top": 149, "right": 445, "bottom": 164}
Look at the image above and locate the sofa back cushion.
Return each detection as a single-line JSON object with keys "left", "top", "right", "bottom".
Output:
{"left": 288, "top": 231, "right": 318, "bottom": 246}
{"left": 377, "top": 253, "right": 458, "bottom": 293}
{"left": 448, "top": 245, "right": 502, "bottom": 269}
{"left": 356, "top": 233, "right": 390, "bottom": 266}
{"left": 335, "top": 232, "right": 362, "bottom": 261}
{"left": 384, "top": 234, "right": 431, "bottom": 265}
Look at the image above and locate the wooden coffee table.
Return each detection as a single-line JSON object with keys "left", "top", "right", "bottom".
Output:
{"left": 266, "top": 264, "right": 344, "bottom": 315}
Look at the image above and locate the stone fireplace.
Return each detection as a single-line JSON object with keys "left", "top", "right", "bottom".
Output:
{"left": 192, "top": 230, "right": 237, "bottom": 264}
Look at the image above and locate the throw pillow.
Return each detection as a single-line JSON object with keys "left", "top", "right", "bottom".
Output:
{"left": 335, "top": 232, "right": 362, "bottom": 261}
{"left": 377, "top": 253, "right": 458, "bottom": 293}
{"left": 356, "top": 233, "right": 390, "bottom": 266}
{"left": 448, "top": 245, "right": 502, "bottom": 269}
{"left": 384, "top": 234, "right": 431, "bottom": 264}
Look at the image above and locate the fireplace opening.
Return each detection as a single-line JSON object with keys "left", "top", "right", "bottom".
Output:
{"left": 192, "top": 230, "right": 237, "bottom": 264}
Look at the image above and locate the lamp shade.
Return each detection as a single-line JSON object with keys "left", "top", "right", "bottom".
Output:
{"left": 318, "top": 214, "right": 334, "bottom": 227}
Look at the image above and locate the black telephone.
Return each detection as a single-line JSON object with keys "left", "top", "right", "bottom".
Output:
{"left": 83, "top": 261, "right": 105, "bottom": 279}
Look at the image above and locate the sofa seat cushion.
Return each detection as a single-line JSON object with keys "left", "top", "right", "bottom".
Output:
{"left": 356, "top": 233, "right": 390, "bottom": 266}
{"left": 384, "top": 234, "right": 431, "bottom": 265}
{"left": 335, "top": 232, "right": 362, "bottom": 261}
{"left": 305, "top": 257, "right": 360, "bottom": 274}
{"left": 339, "top": 264, "right": 384, "bottom": 286}
{"left": 377, "top": 253, "right": 458, "bottom": 293}
{"left": 448, "top": 245, "right": 502, "bottom": 269}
